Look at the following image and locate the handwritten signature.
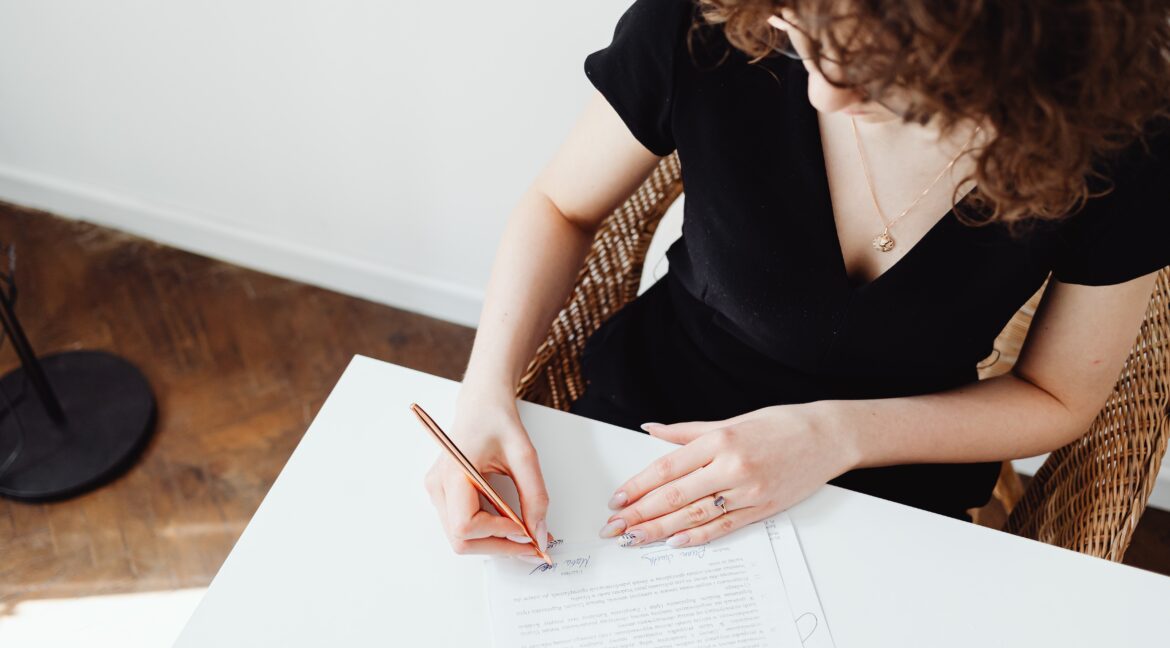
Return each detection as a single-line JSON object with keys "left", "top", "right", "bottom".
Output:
{"left": 640, "top": 545, "right": 708, "bottom": 566}
{"left": 529, "top": 555, "right": 591, "bottom": 575}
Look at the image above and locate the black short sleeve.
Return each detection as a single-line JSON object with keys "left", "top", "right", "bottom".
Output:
{"left": 584, "top": 0, "right": 697, "bottom": 157}
{"left": 1050, "top": 123, "right": 1170, "bottom": 286}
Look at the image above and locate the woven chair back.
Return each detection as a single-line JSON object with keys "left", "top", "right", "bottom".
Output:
{"left": 516, "top": 153, "right": 682, "bottom": 410}
{"left": 1000, "top": 270, "right": 1170, "bottom": 560}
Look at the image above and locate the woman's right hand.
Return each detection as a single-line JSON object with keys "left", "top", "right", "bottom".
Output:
{"left": 423, "top": 387, "right": 551, "bottom": 563}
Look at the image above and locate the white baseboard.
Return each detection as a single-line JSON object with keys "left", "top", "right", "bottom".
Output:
{"left": 1014, "top": 454, "right": 1169, "bottom": 512}
{"left": 0, "top": 165, "right": 484, "bottom": 328}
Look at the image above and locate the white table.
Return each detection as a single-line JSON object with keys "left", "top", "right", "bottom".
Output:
{"left": 175, "top": 356, "right": 1170, "bottom": 647}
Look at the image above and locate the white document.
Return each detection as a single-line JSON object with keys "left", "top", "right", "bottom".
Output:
{"left": 766, "top": 513, "right": 836, "bottom": 648}
{"left": 485, "top": 523, "right": 803, "bottom": 648}
{"left": 482, "top": 401, "right": 836, "bottom": 647}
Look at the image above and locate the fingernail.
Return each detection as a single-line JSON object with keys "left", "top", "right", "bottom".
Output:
{"left": 598, "top": 518, "right": 627, "bottom": 539}
{"left": 666, "top": 533, "right": 690, "bottom": 548}
{"left": 618, "top": 529, "right": 646, "bottom": 547}
{"left": 505, "top": 534, "right": 532, "bottom": 544}
{"left": 639, "top": 422, "right": 663, "bottom": 432}
{"left": 607, "top": 491, "right": 628, "bottom": 510}
{"left": 536, "top": 520, "right": 549, "bottom": 553}
{"left": 516, "top": 554, "right": 547, "bottom": 565}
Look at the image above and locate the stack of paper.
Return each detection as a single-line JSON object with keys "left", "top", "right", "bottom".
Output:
{"left": 486, "top": 515, "right": 834, "bottom": 647}
{"left": 765, "top": 513, "right": 835, "bottom": 647}
{"left": 487, "top": 522, "right": 798, "bottom": 647}
{"left": 484, "top": 403, "right": 836, "bottom": 647}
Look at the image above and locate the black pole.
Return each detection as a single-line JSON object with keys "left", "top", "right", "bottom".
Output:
{"left": 0, "top": 241, "right": 155, "bottom": 501}
{"left": 0, "top": 287, "right": 65, "bottom": 423}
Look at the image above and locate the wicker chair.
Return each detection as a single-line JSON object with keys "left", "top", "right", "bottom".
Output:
{"left": 514, "top": 151, "right": 1170, "bottom": 562}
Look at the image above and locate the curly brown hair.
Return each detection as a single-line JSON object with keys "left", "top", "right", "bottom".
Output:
{"left": 690, "top": 0, "right": 1170, "bottom": 234}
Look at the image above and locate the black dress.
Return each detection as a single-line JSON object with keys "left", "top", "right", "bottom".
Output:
{"left": 568, "top": 0, "right": 1170, "bottom": 520}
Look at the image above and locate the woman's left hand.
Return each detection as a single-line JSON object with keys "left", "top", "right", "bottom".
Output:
{"left": 599, "top": 403, "right": 860, "bottom": 547}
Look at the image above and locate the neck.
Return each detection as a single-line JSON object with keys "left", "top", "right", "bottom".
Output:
{"left": 847, "top": 110, "right": 988, "bottom": 151}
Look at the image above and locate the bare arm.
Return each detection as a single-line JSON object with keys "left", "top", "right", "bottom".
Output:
{"left": 826, "top": 271, "right": 1160, "bottom": 468}
{"left": 462, "top": 90, "right": 664, "bottom": 398}
{"left": 425, "top": 89, "right": 667, "bottom": 560}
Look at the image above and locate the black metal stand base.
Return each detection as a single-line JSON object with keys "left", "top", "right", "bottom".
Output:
{"left": 0, "top": 350, "right": 156, "bottom": 501}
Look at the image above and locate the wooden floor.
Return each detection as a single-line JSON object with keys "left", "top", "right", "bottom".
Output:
{"left": 0, "top": 204, "right": 1166, "bottom": 608}
{"left": 0, "top": 204, "right": 475, "bottom": 606}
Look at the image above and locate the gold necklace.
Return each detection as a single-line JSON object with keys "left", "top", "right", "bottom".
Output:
{"left": 850, "top": 117, "right": 981, "bottom": 252}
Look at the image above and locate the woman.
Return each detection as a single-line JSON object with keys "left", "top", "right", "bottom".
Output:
{"left": 424, "top": 0, "right": 1170, "bottom": 564}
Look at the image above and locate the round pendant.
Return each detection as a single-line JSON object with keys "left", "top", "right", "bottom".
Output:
{"left": 872, "top": 231, "right": 896, "bottom": 252}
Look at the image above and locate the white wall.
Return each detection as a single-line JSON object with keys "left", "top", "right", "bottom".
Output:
{"left": 0, "top": 0, "right": 635, "bottom": 327}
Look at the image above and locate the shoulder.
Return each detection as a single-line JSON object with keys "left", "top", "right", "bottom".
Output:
{"left": 591, "top": 0, "right": 737, "bottom": 68}
{"left": 1045, "top": 115, "right": 1170, "bottom": 286}
{"left": 598, "top": 0, "right": 700, "bottom": 43}
{"left": 1093, "top": 115, "right": 1170, "bottom": 189}
{"left": 623, "top": 0, "right": 697, "bottom": 21}
{"left": 1069, "top": 116, "right": 1169, "bottom": 226}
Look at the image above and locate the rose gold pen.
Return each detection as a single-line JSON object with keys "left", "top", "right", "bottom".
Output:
{"left": 410, "top": 403, "right": 553, "bottom": 565}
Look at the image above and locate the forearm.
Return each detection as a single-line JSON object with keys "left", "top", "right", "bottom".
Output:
{"left": 818, "top": 372, "right": 1096, "bottom": 470}
{"left": 461, "top": 188, "right": 595, "bottom": 399}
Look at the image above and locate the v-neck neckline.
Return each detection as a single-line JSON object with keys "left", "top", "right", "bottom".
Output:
{"left": 793, "top": 64, "right": 973, "bottom": 294}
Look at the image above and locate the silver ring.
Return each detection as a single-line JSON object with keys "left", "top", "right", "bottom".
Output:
{"left": 713, "top": 495, "right": 727, "bottom": 514}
